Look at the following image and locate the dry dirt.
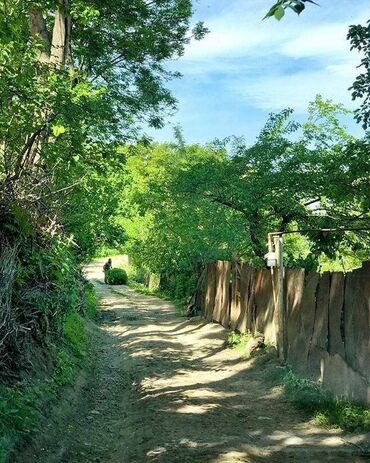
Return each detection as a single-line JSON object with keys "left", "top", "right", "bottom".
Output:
{"left": 16, "top": 259, "right": 370, "bottom": 463}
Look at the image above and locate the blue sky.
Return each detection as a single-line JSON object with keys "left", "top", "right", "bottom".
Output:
{"left": 148, "top": 0, "right": 369, "bottom": 144}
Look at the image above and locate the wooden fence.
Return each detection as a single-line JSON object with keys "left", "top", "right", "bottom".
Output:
{"left": 192, "top": 260, "right": 370, "bottom": 405}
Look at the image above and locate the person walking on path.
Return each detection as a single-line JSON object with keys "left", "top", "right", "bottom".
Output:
{"left": 103, "top": 258, "right": 112, "bottom": 284}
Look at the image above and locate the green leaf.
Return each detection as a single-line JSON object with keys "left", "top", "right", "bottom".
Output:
{"left": 274, "top": 5, "right": 285, "bottom": 20}
{"left": 263, "top": 5, "right": 278, "bottom": 19}
{"left": 52, "top": 124, "right": 66, "bottom": 137}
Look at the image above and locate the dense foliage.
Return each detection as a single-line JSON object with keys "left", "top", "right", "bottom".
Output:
{"left": 0, "top": 0, "right": 204, "bottom": 379}
{"left": 121, "top": 98, "right": 369, "bottom": 299}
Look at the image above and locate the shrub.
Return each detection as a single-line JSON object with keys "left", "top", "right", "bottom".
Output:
{"left": 106, "top": 268, "right": 128, "bottom": 285}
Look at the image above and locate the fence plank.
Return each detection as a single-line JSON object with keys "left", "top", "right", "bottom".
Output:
{"left": 287, "top": 272, "right": 320, "bottom": 373}
{"left": 236, "top": 265, "right": 254, "bottom": 333}
{"left": 328, "top": 272, "right": 345, "bottom": 357}
{"left": 254, "top": 269, "right": 276, "bottom": 342}
{"left": 212, "top": 261, "right": 231, "bottom": 327}
{"left": 307, "top": 272, "right": 330, "bottom": 379}
{"left": 286, "top": 268, "right": 305, "bottom": 363}
{"left": 344, "top": 265, "right": 370, "bottom": 383}
{"left": 230, "top": 261, "right": 241, "bottom": 330}
{"left": 204, "top": 261, "right": 217, "bottom": 321}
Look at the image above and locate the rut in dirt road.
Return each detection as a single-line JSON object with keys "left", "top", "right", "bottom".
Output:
{"left": 17, "top": 262, "right": 369, "bottom": 463}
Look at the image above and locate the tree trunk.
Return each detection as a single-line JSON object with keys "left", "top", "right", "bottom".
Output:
{"left": 50, "top": 0, "right": 71, "bottom": 66}
{"left": 29, "top": 7, "right": 51, "bottom": 63}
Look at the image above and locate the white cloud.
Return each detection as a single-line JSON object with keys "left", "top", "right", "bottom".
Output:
{"left": 175, "top": 1, "right": 368, "bottom": 113}
{"left": 154, "top": 0, "right": 369, "bottom": 142}
{"left": 232, "top": 63, "right": 358, "bottom": 113}
{"left": 280, "top": 23, "right": 351, "bottom": 58}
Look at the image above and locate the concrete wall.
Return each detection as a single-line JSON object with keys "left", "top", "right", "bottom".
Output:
{"left": 194, "top": 260, "right": 370, "bottom": 406}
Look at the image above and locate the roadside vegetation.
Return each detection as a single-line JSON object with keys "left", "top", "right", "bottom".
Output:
{"left": 283, "top": 370, "right": 370, "bottom": 432}
{"left": 255, "top": 351, "right": 370, "bottom": 433}
{"left": 0, "top": 283, "right": 98, "bottom": 462}
{"left": 0, "top": 0, "right": 369, "bottom": 458}
{"left": 223, "top": 336, "right": 370, "bottom": 433}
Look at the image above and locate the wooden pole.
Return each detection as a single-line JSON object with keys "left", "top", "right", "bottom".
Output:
{"left": 274, "top": 235, "right": 286, "bottom": 361}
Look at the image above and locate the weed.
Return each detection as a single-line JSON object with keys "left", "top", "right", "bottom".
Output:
{"left": 63, "top": 311, "right": 86, "bottom": 358}
{"left": 283, "top": 370, "right": 370, "bottom": 432}
{"left": 54, "top": 350, "right": 75, "bottom": 386}
{"left": 225, "top": 331, "right": 252, "bottom": 349}
{"left": 84, "top": 282, "right": 98, "bottom": 318}
{"left": 0, "top": 306, "right": 90, "bottom": 461}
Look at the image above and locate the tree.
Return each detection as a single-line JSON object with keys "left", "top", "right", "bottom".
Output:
{"left": 0, "top": 0, "right": 207, "bottom": 377}
{"left": 348, "top": 21, "right": 370, "bottom": 129}
{"left": 119, "top": 98, "right": 369, "bottom": 285}
{"left": 169, "top": 97, "right": 370, "bottom": 264}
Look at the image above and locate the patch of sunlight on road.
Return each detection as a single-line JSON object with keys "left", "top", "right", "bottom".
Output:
{"left": 185, "top": 388, "right": 238, "bottom": 400}
{"left": 173, "top": 403, "right": 220, "bottom": 414}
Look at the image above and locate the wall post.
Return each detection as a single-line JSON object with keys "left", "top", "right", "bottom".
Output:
{"left": 275, "top": 235, "right": 286, "bottom": 361}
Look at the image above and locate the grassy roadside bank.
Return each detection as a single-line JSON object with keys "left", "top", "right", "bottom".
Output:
{"left": 248, "top": 347, "right": 370, "bottom": 434}
{"left": 0, "top": 283, "right": 98, "bottom": 463}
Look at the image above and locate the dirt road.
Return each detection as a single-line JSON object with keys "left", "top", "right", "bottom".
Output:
{"left": 17, "top": 260, "right": 369, "bottom": 463}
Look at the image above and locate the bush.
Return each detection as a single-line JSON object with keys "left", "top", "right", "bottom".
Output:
{"left": 106, "top": 268, "right": 128, "bottom": 285}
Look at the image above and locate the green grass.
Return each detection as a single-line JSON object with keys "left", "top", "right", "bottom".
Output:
{"left": 84, "top": 282, "right": 98, "bottom": 318}
{"left": 283, "top": 370, "right": 370, "bottom": 432}
{"left": 253, "top": 349, "right": 370, "bottom": 433}
{"left": 0, "top": 283, "right": 98, "bottom": 462}
{"left": 0, "top": 384, "right": 42, "bottom": 463}
{"left": 225, "top": 331, "right": 252, "bottom": 350}
{"left": 63, "top": 311, "right": 87, "bottom": 358}
{"left": 0, "top": 347, "right": 77, "bottom": 462}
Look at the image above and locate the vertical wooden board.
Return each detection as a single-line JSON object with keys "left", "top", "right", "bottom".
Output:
{"left": 220, "top": 261, "right": 231, "bottom": 328}
{"left": 230, "top": 261, "right": 241, "bottom": 330}
{"left": 204, "top": 262, "right": 217, "bottom": 321}
{"left": 271, "top": 268, "right": 279, "bottom": 346}
{"left": 344, "top": 266, "right": 370, "bottom": 382}
{"left": 285, "top": 268, "right": 305, "bottom": 361}
{"left": 236, "top": 265, "right": 253, "bottom": 333}
{"left": 211, "top": 261, "right": 223, "bottom": 323}
{"left": 246, "top": 267, "right": 257, "bottom": 333}
{"left": 254, "top": 269, "right": 273, "bottom": 338}
{"left": 288, "top": 272, "right": 319, "bottom": 373}
{"left": 197, "top": 267, "right": 208, "bottom": 312}
{"left": 307, "top": 272, "right": 330, "bottom": 379}
{"left": 213, "top": 260, "right": 229, "bottom": 325}
{"left": 328, "top": 272, "right": 345, "bottom": 357}
{"left": 250, "top": 269, "right": 264, "bottom": 333}
{"left": 321, "top": 352, "right": 370, "bottom": 406}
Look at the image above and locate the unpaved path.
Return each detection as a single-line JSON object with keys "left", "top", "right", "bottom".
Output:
{"left": 17, "top": 260, "right": 369, "bottom": 463}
